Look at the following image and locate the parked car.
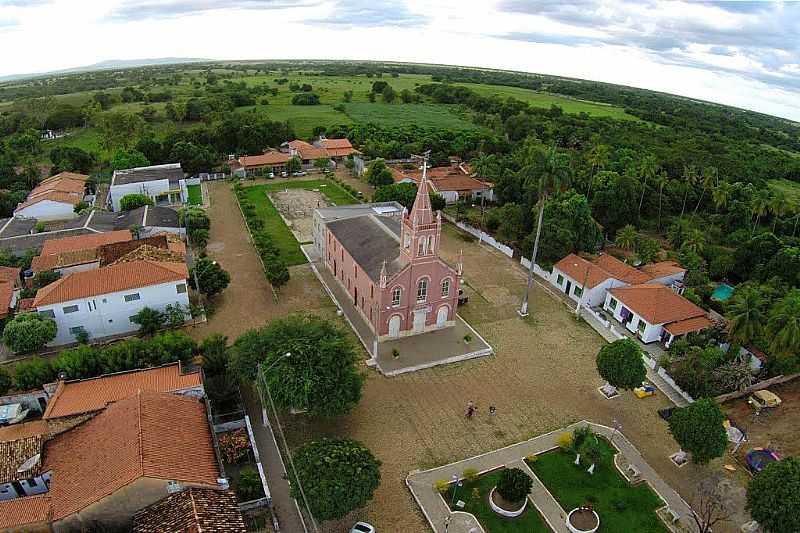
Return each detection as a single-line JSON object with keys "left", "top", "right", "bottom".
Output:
{"left": 268, "top": 172, "right": 274, "bottom": 178}
{"left": 350, "top": 523, "right": 375, "bottom": 533}
{"left": 281, "top": 171, "right": 288, "bottom": 177}
{"left": 293, "top": 171, "right": 307, "bottom": 176}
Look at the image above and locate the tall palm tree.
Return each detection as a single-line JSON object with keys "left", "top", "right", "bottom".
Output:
{"left": 471, "top": 153, "right": 497, "bottom": 180}
{"left": 727, "top": 286, "right": 765, "bottom": 347}
{"left": 586, "top": 143, "right": 609, "bottom": 198}
{"left": 519, "top": 143, "right": 571, "bottom": 316}
{"left": 693, "top": 166, "right": 718, "bottom": 214}
{"left": 751, "top": 189, "right": 772, "bottom": 234}
{"left": 638, "top": 154, "right": 659, "bottom": 217}
{"left": 653, "top": 171, "right": 669, "bottom": 231}
{"left": 766, "top": 290, "right": 800, "bottom": 358}
{"left": 680, "top": 164, "right": 698, "bottom": 218}
{"left": 615, "top": 224, "right": 638, "bottom": 251}
{"left": 769, "top": 194, "right": 790, "bottom": 233}
{"left": 711, "top": 180, "right": 733, "bottom": 212}
{"left": 683, "top": 229, "right": 706, "bottom": 255}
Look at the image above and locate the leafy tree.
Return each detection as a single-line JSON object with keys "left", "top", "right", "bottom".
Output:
{"left": 381, "top": 85, "right": 396, "bottom": 103}
{"left": 727, "top": 286, "right": 765, "bottom": 346}
{"left": 636, "top": 237, "right": 661, "bottom": 264}
{"left": 12, "top": 356, "right": 55, "bottom": 391}
{"left": 200, "top": 334, "right": 229, "bottom": 377}
{"left": 287, "top": 156, "right": 302, "bottom": 174}
{"left": 668, "top": 398, "right": 727, "bottom": 464}
{"left": 230, "top": 314, "right": 363, "bottom": 416}
{"left": 313, "top": 157, "right": 331, "bottom": 171}
{"left": 373, "top": 182, "right": 416, "bottom": 208}
{"left": 615, "top": 224, "right": 638, "bottom": 251}
{"left": 111, "top": 149, "right": 149, "bottom": 170}
{"left": 0, "top": 366, "right": 11, "bottom": 395}
{"left": 168, "top": 141, "right": 216, "bottom": 175}
{"left": 131, "top": 307, "right": 165, "bottom": 335}
{"left": 371, "top": 80, "right": 388, "bottom": 93}
{"left": 365, "top": 159, "right": 394, "bottom": 186}
{"left": 747, "top": 457, "right": 800, "bottom": 533}
{"left": 765, "top": 290, "right": 800, "bottom": 359}
{"left": 32, "top": 270, "right": 61, "bottom": 290}
{"left": 496, "top": 468, "right": 533, "bottom": 503}
{"left": 178, "top": 206, "right": 210, "bottom": 230}
{"left": 733, "top": 232, "right": 781, "bottom": 281}
{"left": 52, "top": 345, "right": 103, "bottom": 380}
{"left": 291, "top": 93, "right": 320, "bottom": 105}
{"left": 592, "top": 173, "right": 639, "bottom": 235}
{"left": 189, "top": 228, "right": 209, "bottom": 250}
{"left": 190, "top": 257, "right": 231, "bottom": 297}
{"left": 343, "top": 90, "right": 353, "bottom": 102}
{"left": 120, "top": 193, "right": 154, "bottom": 211}
{"left": 50, "top": 146, "right": 94, "bottom": 174}
{"left": 163, "top": 302, "right": 189, "bottom": 328}
{"left": 97, "top": 111, "right": 144, "bottom": 152}
{"left": 596, "top": 338, "right": 646, "bottom": 390}
{"left": 3, "top": 313, "right": 57, "bottom": 353}
{"left": 291, "top": 438, "right": 381, "bottom": 521}
{"left": 265, "top": 257, "right": 290, "bottom": 290}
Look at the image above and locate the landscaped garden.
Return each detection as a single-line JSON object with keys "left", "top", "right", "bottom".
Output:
{"left": 187, "top": 183, "right": 202, "bottom": 205}
{"left": 526, "top": 429, "right": 667, "bottom": 533}
{"left": 443, "top": 469, "right": 551, "bottom": 533}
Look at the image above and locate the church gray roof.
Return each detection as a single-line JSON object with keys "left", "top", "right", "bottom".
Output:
{"left": 326, "top": 214, "right": 406, "bottom": 282}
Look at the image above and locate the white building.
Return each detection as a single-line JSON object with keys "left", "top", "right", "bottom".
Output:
{"left": 33, "top": 260, "right": 190, "bottom": 346}
{"left": 108, "top": 163, "right": 187, "bottom": 212}
{"left": 14, "top": 172, "right": 89, "bottom": 221}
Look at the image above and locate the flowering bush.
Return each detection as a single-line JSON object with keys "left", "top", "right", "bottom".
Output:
{"left": 218, "top": 428, "right": 250, "bottom": 464}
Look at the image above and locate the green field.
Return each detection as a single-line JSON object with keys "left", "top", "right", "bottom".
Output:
{"left": 768, "top": 178, "right": 800, "bottom": 203}
{"left": 187, "top": 183, "right": 202, "bottom": 205}
{"left": 240, "top": 178, "right": 359, "bottom": 265}
{"left": 240, "top": 104, "right": 351, "bottom": 138}
{"left": 527, "top": 439, "right": 667, "bottom": 533}
{"left": 444, "top": 469, "right": 550, "bottom": 533}
{"left": 343, "top": 103, "right": 477, "bottom": 129}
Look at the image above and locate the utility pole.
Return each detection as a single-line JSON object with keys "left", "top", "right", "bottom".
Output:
{"left": 518, "top": 198, "right": 545, "bottom": 317}
{"left": 575, "top": 263, "right": 590, "bottom": 316}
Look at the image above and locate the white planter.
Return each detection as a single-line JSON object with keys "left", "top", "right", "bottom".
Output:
{"left": 566, "top": 508, "right": 600, "bottom": 533}
{"left": 488, "top": 487, "right": 527, "bottom": 517}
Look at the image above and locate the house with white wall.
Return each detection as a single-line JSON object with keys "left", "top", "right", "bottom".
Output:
{"left": 32, "top": 260, "right": 189, "bottom": 346}
{"left": 108, "top": 163, "right": 186, "bottom": 212}
{"left": 603, "top": 284, "right": 713, "bottom": 346}
{"left": 14, "top": 172, "right": 89, "bottom": 221}
{"left": 390, "top": 163, "right": 494, "bottom": 204}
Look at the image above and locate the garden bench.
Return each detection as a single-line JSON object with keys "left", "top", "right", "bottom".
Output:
{"left": 666, "top": 507, "right": 681, "bottom": 523}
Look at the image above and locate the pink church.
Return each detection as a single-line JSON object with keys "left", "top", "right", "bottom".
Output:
{"left": 323, "top": 168, "right": 462, "bottom": 340}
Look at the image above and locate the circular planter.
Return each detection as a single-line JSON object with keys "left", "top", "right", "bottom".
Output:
{"left": 566, "top": 508, "right": 600, "bottom": 533}
{"left": 489, "top": 487, "right": 527, "bottom": 517}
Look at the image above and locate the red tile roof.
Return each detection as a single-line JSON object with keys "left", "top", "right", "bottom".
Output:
{"left": 43, "top": 363, "right": 202, "bottom": 419}
{"left": 593, "top": 254, "right": 651, "bottom": 284}
{"left": 32, "top": 260, "right": 187, "bottom": 307}
{"left": 553, "top": 254, "right": 613, "bottom": 289}
{"left": 133, "top": 488, "right": 246, "bottom": 533}
{"left": 0, "top": 280, "right": 14, "bottom": 319}
{"left": 0, "top": 435, "right": 44, "bottom": 483}
{"left": 39, "top": 230, "right": 132, "bottom": 256}
{"left": 235, "top": 151, "right": 290, "bottom": 168}
{"left": 390, "top": 164, "right": 488, "bottom": 193}
{"left": 319, "top": 138, "right": 358, "bottom": 157}
{"left": 16, "top": 191, "right": 84, "bottom": 211}
{"left": 663, "top": 315, "right": 715, "bottom": 336}
{"left": 30, "top": 247, "right": 99, "bottom": 273}
{"left": 287, "top": 140, "right": 328, "bottom": 160}
{"left": 0, "top": 494, "right": 51, "bottom": 530}
{"left": 609, "top": 284, "right": 707, "bottom": 325}
{"left": 42, "top": 390, "right": 220, "bottom": 521}
{"left": 0, "top": 266, "right": 21, "bottom": 284}
{"left": 639, "top": 261, "right": 687, "bottom": 280}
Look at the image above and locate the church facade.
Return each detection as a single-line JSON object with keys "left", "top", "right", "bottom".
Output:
{"left": 322, "top": 168, "right": 462, "bottom": 341}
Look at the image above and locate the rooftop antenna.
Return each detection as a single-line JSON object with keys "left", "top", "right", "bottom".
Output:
{"left": 411, "top": 150, "right": 431, "bottom": 181}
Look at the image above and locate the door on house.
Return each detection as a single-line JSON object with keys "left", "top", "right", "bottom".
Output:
{"left": 564, "top": 280, "right": 572, "bottom": 295}
{"left": 436, "top": 306, "right": 449, "bottom": 328}
{"left": 354, "top": 287, "right": 358, "bottom": 305}
{"left": 413, "top": 310, "right": 426, "bottom": 333}
{"left": 388, "top": 315, "right": 401, "bottom": 337}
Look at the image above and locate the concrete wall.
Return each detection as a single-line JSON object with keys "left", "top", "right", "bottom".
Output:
{"left": 15, "top": 200, "right": 78, "bottom": 222}
{"left": 109, "top": 179, "right": 186, "bottom": 212}
{"left": 38, "top": 280, "right": 190, "bottom": 346}
{"left": 602, "top": 292, "right": 663, "bottom": 344}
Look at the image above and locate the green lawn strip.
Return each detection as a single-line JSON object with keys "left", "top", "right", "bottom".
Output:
{"left": 343, "top": 103, "right": 478, "bottom": 130}
{"left": 241, "top": 179, "right": 358, "bottom": 266}
{"left": 187, "top": 183, "right": 202, "bottom": 205}
{"left": 444, "top": 469, "right": 551, "bottom": 533}
{"left": 527, "top": 439, "right": 667, "bottom": 533}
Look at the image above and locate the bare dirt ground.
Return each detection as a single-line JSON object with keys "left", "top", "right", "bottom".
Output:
{"left": 269, "top": 188, "right": 330, "bottom": 243}
{"left": 335, "top": 167, "right": 375, "bottom": 198}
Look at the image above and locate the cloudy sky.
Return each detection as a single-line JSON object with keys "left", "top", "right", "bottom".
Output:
{"left": 1, "top": 0, "right": 799, "bottom": 120}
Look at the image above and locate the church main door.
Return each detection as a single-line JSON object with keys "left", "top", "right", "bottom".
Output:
{"left": 388, "top": 315, "right": 401, "bottom": 337}
{"left": 413, "top": 310, "right": 426, "bottom": 333}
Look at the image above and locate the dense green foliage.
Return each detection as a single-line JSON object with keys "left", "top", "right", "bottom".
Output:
{"left": 596, "top": 339, "right": 647, "bottom": 390}
{"left": 229, "top": 313, "right": 363, "bottom": 417}
{"left": 290, "top": 438, "right": 381, "bottom": 521}
{"left": 747, "top": 457, "right": 800, "bottom": 533}
{"left": 3, "top": 314, "right": 57, "bottom": 353}
{"left": 0, "top": 366, "right": 11, "bottom": 395}
{"left": 496, "top": 467, "right": 533, "bottom": 503}
{"left": 119, "top": 193, "right": 154, "bottom": 211}
{"left": 190, "top": 257, "right": 230, "bottom": 297}
{"left": 667, "top": 398, "right": 728, "bottom": 464}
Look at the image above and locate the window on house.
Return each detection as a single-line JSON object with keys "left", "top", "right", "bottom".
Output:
{"left": 418, "top": 239, "right": 425, "bottom": 255}
{"left": 62, "top": 305, "right": 79, "bottom": 314}
{"left": 69, "top": 326, "right": 85, "bottom": 336}
{"left": 609, "top": 298, "right": 618, "bottom": 310}
{"left": 124, "top": 293, "right": 141, "bottom": 302}
{"left": 573, "top": 286, "right": 583, "bottom": 297}
{"left": 370, "top": 285, "right": 374, "bottom": 298}
{"left": 176, "top": 283, "right": 187, "bottom": 294}
{"left": 392, "top": 287, "right": 401, "bottom": 306}
{"left": 556, "top": 274, "right": 564, "bottom": 285}
{"left": 637, "top": 320, "right": 646, "bottom": 334}
{"left": 427, "top": 236, "right": 434, "bottom": 254}
{"left": 404, "top": 234, "right": 411, "bottom": 249}
{"left": 38, "top": 310, "right": 55, "bottom": 319}
{"left": 441, "top": 278, "right": 450, "bottom": 297}
{"left": 417, "top": 279, "right": 428, "bottom": 302}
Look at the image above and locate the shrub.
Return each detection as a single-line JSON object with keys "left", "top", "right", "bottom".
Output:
{"left": 119, "top": 193, "right": 154, "bottom": 211}
{"left": 265, "top": 257, "right": 290, "bottom": 290}
{"left": 668, "top": 398, "right": 727, "bottom": 464}
{"left": 747, "top": 457, "right": 800, "bottom": 533}
{"left": 189, "top": 228, "right": 209, "bottom": 249}
{"left": 572, "top": 426, "right": 593, "bottom": 450}
{"left": 496, "top": 468, "right": 532, "bottom": 503}
{"left": 291, "top": 93, "right": 320, "bottom": 105}
{"left": 163, "top": 302, "right": 189, "bottom": 328}
{"left": 234, "top": 466, "right": 263, "bottom": 502}
{"left": 130, "top": 307, "right": 165, "bottom": 335}
{"left": 462, "top": 468, "right": 479, "bottom": 482}
{"left": 13, "top": 356, "right": 55, "bottom": 391}
{"left": 3, "top": 314, "right": 57, "bottom": 353}
{"left": 179, "top": 207, "right": 210, "bottom": 230}
{"left": 0, "top": 366, "right": 11, "bottom": 395}
{"left": 32, "top": 270, "right": 61, "bottom": 290}
{"left": 200, "top": 333, "right": 229, "bottom": 376}
{"left": 557, "top": 432, "right": 574, "bottom": 451}
{"left": 596, "top": 338, "right": 647, "bottom": 390}
{"left": 434, "top": 479, "right": 450, "bottom": 494}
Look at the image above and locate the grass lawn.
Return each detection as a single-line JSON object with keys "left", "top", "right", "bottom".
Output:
{"left": 444, "top": 469, "right": 551, "bottom": 533}
{"left": 240, "top": 178, "right": 359, "bottom": 265}
{"left": 187, "top": 183, "right": 202, "bottom": 205}
{"left": 239, "top": 104, "right": 352, "bottom": 138}
{"left": 343, "top": 103, "right": 478, "bottom": 130}
{"left": 527, "top": 438, "right": 667, "bottom": 533}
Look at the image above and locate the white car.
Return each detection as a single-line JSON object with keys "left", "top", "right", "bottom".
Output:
{"left": 293, "top": 171, "right": 307, "bottom": 176}
{"left": 349, "top": 522, "right": 375, "bottom": 533}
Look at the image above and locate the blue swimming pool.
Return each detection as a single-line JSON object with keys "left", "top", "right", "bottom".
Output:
{"left": 712, "top": 283, "right": 735, "bottom": 302}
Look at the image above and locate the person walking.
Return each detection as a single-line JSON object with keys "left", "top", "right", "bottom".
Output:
{"left": 465, "top": 401, "right": 476, "bottom": 419}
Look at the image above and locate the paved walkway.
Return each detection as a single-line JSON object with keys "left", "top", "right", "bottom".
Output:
{"left": 406, "top": 421, "right": 696, "bottom": 533}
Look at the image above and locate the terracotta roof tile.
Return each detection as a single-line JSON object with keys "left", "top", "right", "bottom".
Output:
{"left": 553, "top": 254, "right": 611, "bottom": 289}
{"left": 98, "top": 235, "right": 169, "bottom": 265}
{"left": 639, "top": 261, "right": 687, "bottom": 280}
{"left": 320, "top": 138, "right": 358, "bottom": 157}
{"left": 39, "top": 230, "right": 132, "bottom": 256}
{"left": 0, "top": 494, "right": 51, "bottom": 530}
{"left": 663, "top": 315, "right": 715, "bottom": 336}
{"left": 593, "top": 254, "right": 651, "bottom": 284}
{"left": 0, "top": 435, "right": 44, "bottom": 483}
{"left": 41, "top": 172, "right": 89, "bottom": 184}
{"left": 236, "top": 151, "right": 290, "bottom": 168}
{"left": 15, "top": 191, "right": 84, "bottom": 211}
{"left": 0, "top": 265, "right": 21, "bottom": 284}
{"left": 43, "top": 390, "right": 220, "bottom": 520}
{"left": 32, "top": 260, "right": 187, "bottom": 307}
{"left": 609, "top": 284, "right": 707, "bottom": 325}
{"left": 133, "top": 488, "right": 246, "bottom": 533}
{"left": 288, "top": 140, "right": 328, "bottom": 160}
{"left": 30, "top": 247, "right": 99, "bottom": 272}
{"left": 43, "top": 363, "right": 202, "bottom": 419}
{"left": 0, "top": 280, "right": 13, "bottom": 319}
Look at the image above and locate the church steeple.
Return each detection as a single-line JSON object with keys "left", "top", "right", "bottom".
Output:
{"left": 410, "top": 160, "right": 434, "bottom": 227}
{"left": 400, "top": 155, "right": 442, "bottom": 262}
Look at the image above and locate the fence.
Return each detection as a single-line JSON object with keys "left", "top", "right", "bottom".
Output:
{"left": 657, "top": 367, "right": 695, "bottom": 404}
{"left": 519, "top": 256, "right": 551, "bottom": 279}
{"left": 442, "top": 213, "right": 514, "bottom": 258}
{"left": 198, "top": 172, "right": 226, "bottom": 181}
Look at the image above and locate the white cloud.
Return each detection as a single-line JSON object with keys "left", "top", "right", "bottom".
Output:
{"left": 0, "top": 0, "right": 798, "bottom": 120}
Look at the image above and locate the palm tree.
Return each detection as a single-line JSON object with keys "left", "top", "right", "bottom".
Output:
{"left": 680, "top": 164, "right": 698, "bottom": 218}
{"left": 711, "top": 181, "right": 733, "bottom": 212}
{"left": 586, "top": 143, "right": 609, "bottom": 198}
{"left": 638, "top": 154, "right": 659, "bottom": 217}
{"left": 519, "top": 143, "right": 571, "bottom": 316}
{"left": 751, "top": 189, "right": 772, "bottom": 234}
{"left": 791, "top": 202, "right": 800, "bottom": 237}
{"left": 471, "top": 153, "right": 497, "bottom": 180}
{"left": 727, "top": 286, "right": 765, "bottom": 346}
{"left": 766, "top": 290, "right": 800, "bottom": 358}
{"left": 683, "top": 229, "right": 706, "bottom": 255}
{"left": 654, "top": 171, "right": 669, "bottom": 231}
{"left": 693, "top": 166, "right": 718, "bottom": 214}
{"left": 769, "top": 194, "right": 790, "bottom": 233}
{"left": 615, "top": 224, "right": 638, "bottom": 251}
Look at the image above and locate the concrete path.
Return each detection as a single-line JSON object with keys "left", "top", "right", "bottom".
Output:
{"left": 242, "top": 384, "right": 308, "bottom": 533}
{"left": 406, "top": 421, "right": 696, "bottom": 533}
